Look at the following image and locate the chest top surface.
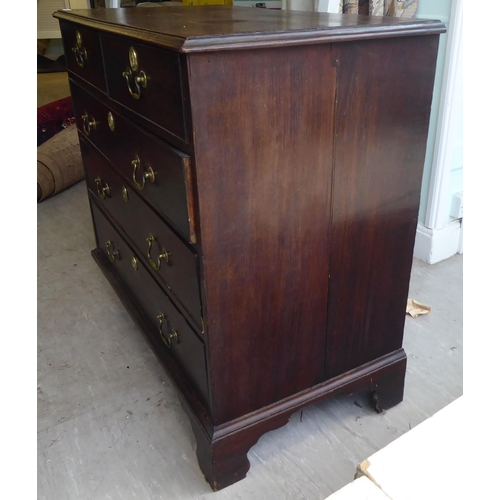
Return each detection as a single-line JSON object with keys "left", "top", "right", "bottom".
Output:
{"left": 54, "top": 6, "right": 445, "bottom": 53}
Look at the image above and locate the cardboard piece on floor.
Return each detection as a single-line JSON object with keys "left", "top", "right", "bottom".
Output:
{"left": 406, "top": 299, "right": 431, "bottom": 318}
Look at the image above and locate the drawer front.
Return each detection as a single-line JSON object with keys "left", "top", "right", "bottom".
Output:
{"left": 71, "top": 80, "right": 197, "bottom": 244}
{"left": 91, "top": 200, "right": 209, "bottom": 406}
{"left": 101, "top": 34, "right": 187, "bottom": 143}
{"left": 81, "top": 137, "right": 202, "bottom": 330}
{"left": 60, "top": 22, "right": 106, "bottom": 92}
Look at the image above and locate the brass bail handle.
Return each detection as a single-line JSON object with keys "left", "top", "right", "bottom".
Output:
{"left": 105, "top": 240, "right": 120, "bottom": 263}
{"left": 131, "top": 155, "right": 155, "bottom": 190}
{"left": 82, "top": 112, "right": 96, "bottom": 136}
{"left": 122, "top": 47, "right": 147, "bottom": 99}
{"left": 146, "top": 235, "right": 171, "bottom": 271}
{"left": 72, "top": 30, "right": 87, "bottom": 68}
{"left": 157, "top": 313, "right": 179, "bottom": 348}
{"left": 95, "top": 177, "right": 110, "bottom": 200}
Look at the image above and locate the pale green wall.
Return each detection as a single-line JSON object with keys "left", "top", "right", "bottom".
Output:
{"left": 416, "top": 0, "right": 456, "bottom": 224}
{"left": 447, "top": 63, "right": 463, "bottom": 219}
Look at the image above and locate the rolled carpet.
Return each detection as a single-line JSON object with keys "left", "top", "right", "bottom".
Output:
{"left": 37, "top": 124, "right": 84, "bottom": 202}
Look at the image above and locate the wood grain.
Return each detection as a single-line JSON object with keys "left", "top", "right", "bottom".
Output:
{"left": 189, "top": 44, "right": 338, "bottom": 424}
{"left": 60, "top": 21, "right": 106, "bottom": 92}
{"left": 91, "top": 200, "right": 210, "bottom": 408}
{"left": 326, "top": 35, "right": 441, "bottom": 379}
{"left": 70, "top": 79, "right": 196, "bottom": 244}
{"left": 100, "top": 33, "right": 188, "bottom": 143}
{"left": 54, "top": 7, "right": 446, "bottom": 53}
{"left": 80, "top": 136, "right": 203, "bottom": 331}
{"left": 55, "top": 6, "right": 445, "bottom": 491}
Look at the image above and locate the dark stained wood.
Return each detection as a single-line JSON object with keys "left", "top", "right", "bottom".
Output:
{"left": 91, "top": 200, "right": 211, "bottom": 409}
{"left": 183, "top": 349, "right": 406, "bottom": 490}
{"left": 370, "top": 354, "right": 407, "bottom": 413}
{"left": 326, "top": 35, "right": 440, "bottom": 379}
{"left": 92, "top": 221, "right": 407, "bottom": 491}
{"left": 184, "top": 399, "right": 291, "bottom": 492}
{"left": 189, "top": 43, "right": 337, "bottom": 424}
{"left": 91, "top": 246, "right": 214, "bottom": 430}
{"left": 80, "top": 137, "right": 203, "bottom": 332}
{"left": 60, "top": 21, "right": 106, "bottom": 92}
{"left": 54, "top": 7, "right": 446, "bottom": 53}
{"left": 100, "top": 33, "right": 188, "bottom": 142}
{"left": 56, "top": 6, "right": 445, "bottom": 492}
{"left": 71, "top": 79, "right": 196, "bottom": 244}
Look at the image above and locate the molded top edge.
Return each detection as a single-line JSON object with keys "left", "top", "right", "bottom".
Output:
{"left": 54, "top": 6, "right": 446, "bottom": 53}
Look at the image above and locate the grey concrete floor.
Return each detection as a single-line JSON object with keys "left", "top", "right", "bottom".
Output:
{"left": 37, "top": 181, "right": 463, "bottom": 500}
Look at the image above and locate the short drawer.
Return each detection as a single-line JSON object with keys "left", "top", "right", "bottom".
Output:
{"left": 101, "top": 33, "right": 188, "bottom": 143}
{"left": 60, "top": 22, "right": 106, "bottom": 92}
{"left": 81, "top": 137, "right": 202, "bottom": 330}
{"left": 71, "top": 79, "right": 197, "bottom": 244}
{"left": 91, "top": 199, "right": 209, "bottom": 407}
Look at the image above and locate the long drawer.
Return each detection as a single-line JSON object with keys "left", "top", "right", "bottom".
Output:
{"left": 81, "top": 136, "right": 203, "bottom": 331}
{"left": 71, "top": 79, "right": 197, "bottom": 244}
{"left": 91, "top": 199, "right": 209, "bottom": 407}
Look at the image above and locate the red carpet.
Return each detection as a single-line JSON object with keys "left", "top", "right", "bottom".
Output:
{"left": 37, "top": 96, "right": 75, "bottom": 146}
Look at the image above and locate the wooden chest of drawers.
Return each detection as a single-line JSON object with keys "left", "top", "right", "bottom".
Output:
{"left": 55, "top": 6, "right": 445, "bottom": 491}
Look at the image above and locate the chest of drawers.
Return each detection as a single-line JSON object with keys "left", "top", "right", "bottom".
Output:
{"left": 55, "top": 6, "right": 445, "bottom": 491}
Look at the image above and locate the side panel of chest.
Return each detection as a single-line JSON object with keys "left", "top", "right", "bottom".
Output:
{"left": 188, "top": 44, "right": 338, "bottom": 424}
{"left": 326, "top": 35, "right": 440, "bottom": 378}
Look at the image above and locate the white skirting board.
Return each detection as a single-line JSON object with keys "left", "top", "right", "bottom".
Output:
{"left": 413, "top": 220, "right": 463, "bottom": 264}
